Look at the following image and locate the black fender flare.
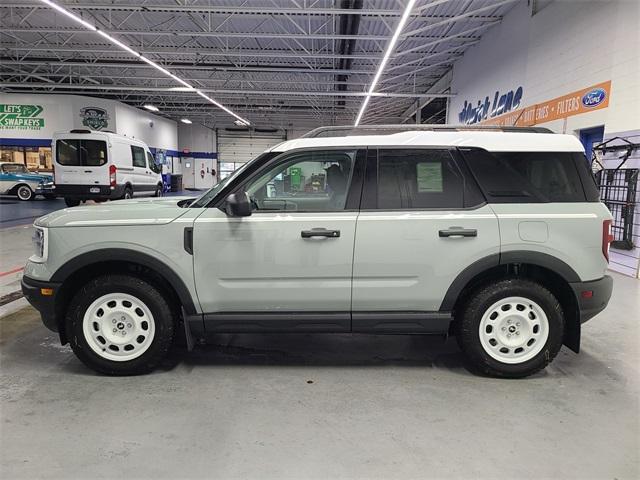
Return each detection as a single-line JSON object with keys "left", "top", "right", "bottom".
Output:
{"left": 439, "top": 251, "right": 580, "bottom": 311}
{"left": 50, "top": 248, "right": 198, "bottom": 314}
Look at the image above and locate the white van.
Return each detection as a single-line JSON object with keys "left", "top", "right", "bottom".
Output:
{"left": 52, "top": 129, "right": 163, "bottom": 207}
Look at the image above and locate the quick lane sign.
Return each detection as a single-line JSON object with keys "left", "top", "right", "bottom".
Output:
{"left": 480, "top": 81, "right": 611, "bottom": 127}
{"left": 0, "top": 104, "right": 45, "bottom": 129}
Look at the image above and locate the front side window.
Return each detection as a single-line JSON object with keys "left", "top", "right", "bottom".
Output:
{"left": 377, "top": 149, "right": 464, "bottom": 209}
{"left": 131, "top": 146, "right": 146, "bottom": 168}
{"left": 147, "top": 152, "right": 161, "bottom": 173}
{"left": 56, "top": 139, "right": 107, "bottom": 166}
{"left": 244, "top": 150, "right": 357, "bottom": 212}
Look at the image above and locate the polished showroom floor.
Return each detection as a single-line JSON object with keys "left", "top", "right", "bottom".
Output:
{"left": 0, "top": 271, "right": 638, "bottom": 479}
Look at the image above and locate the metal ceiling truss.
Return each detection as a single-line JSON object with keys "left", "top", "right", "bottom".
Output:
{"left": 1, "top": 0, "right": 517, "bottom": 128}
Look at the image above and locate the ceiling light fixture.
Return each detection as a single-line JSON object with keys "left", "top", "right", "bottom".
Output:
{"left": 144, "top": 104, "right": 159, "bottom": 112}
{"left": 180, "top": 118, "right": 192, "bottom": 124}
{"left": 354, "top": 0, "right": 417, "bottom": 126}
{"left": 39, "top": 0, "right": 250, "bottom": 126}
{"left": 168, "top": 87, "right": 197, "bottom": 92}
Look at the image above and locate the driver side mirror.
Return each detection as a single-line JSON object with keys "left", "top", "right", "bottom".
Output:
{"left": 225, "top": 192, "right": 252, "bottom": 217}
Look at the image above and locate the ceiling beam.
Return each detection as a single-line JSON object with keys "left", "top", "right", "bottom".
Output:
{"left": 0, "top": 82, "right": 455, "bottom": 98}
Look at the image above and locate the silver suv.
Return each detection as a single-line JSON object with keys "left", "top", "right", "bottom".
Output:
{"left": 22, "top": 126, "right": 614, "bottom": 378}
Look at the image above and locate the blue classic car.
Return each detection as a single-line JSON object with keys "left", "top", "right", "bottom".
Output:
{"left": 0, "top": 162, "right": 54, "bottom": 201}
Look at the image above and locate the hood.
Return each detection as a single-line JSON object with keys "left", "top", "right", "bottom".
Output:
{"left": 35, "top": 196, "right": 197, "bottom": 228}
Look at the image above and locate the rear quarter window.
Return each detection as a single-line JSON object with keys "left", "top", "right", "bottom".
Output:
{"left": 461, "top": 148, "right": 588, "bottom": 203}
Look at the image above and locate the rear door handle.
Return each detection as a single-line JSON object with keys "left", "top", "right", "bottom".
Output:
{"left": 301, "top": 228, "right": 340, "bottom": 238}
{"left": 439, "top": 227, "right": 477, "bottom": 238}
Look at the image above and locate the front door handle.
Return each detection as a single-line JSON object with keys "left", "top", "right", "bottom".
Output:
{"left": 439, "top": 227, "right": 477, "bottom": 238}
{"left": 301, "top": 228, "right": 340, "bottom": 238}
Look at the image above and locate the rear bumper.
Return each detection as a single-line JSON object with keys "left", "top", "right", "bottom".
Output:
{"left": 54, "top": 184, "right": 124, "bottom": 200}
{"left": 570, "top": 275, "right": 613, "bottom": 324}
{"left": 21, "top": 276, "right": 61, "bottom": 333}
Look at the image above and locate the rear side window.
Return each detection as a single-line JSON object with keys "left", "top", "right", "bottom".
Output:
{"left": 461, "top": 149, "right": 587, "bottom": 202}
{"left": 56, "top": 140, "right": 107, "bottom": 166}
{"left": 377, "top": 149, "right": 465, "bottom": 209}
{"left": 131, "top": 146, "right": 146, "bottom": 168}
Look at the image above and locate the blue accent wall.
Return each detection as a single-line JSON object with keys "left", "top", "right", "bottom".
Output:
{"left": 2, "top": 138, "right": 216, "bottom": 159}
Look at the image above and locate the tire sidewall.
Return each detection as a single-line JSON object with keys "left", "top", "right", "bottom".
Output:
{"left": 124, "top": 188, "right": 133, "bottom": 199}
{"left": 459, "top": 279, "right": 564, "bottom": 377}
{"left": 17, "top": 185, "right": 33, "bottom": 201}
{"left": 66, "top": 275, "right": 174, "bottom": 375}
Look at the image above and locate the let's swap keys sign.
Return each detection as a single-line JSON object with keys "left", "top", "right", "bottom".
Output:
{"left": 0, "top": 104, "right": 45, "bottom": 130}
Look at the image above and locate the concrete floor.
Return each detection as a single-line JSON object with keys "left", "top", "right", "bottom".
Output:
{"left": 0, "top": 273, "right": 638, "bottom": 479}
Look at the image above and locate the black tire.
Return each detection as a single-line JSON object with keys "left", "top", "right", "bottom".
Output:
{"left": 64, "top": 198, "right": 81, "bottom": 207}
{"left": 456, "top": 278, "right": 564, "bottom": 378}
{"left": 16, "top": 184, "right": 34, "bottom": 201}
{"left": 65, "top": 274, "right": 175, "bottom": 375}
{"left": 122, "top": 186, "right": 133, "bottom": 200}
{"left": 154, "top": 184, "right": 163, "bottom": 197}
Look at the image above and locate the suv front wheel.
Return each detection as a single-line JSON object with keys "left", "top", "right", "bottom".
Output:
{"left": 65, "top": 274, "right": 175, "bottom": 375}
{"left": 456, "top": 278, "right": 564, "bottom": 378}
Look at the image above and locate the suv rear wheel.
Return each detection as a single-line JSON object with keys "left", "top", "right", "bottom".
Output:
{"left": 65, "top": 274, "right": 175, "bottom": 375}
{"left": 456, "top": 278, "right": 564, "bottom": 378}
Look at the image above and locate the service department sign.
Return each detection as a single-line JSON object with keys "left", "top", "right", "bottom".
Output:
{"left": 80, "top": 106, "right": 109, "bottom": 130}
{"left": 0, "top": 104, "right": 45, "bottom": 130}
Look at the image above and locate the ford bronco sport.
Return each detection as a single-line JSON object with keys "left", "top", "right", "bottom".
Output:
{"left": 22, "top": 125, "right": 613, "bottom": 378}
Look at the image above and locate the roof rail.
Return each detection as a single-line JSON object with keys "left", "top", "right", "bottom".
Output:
{"left": 69, "top": 129, "right": 92, "bottom": 134}
{"left": 302, "top": 124, "right": 554, "bottom": 138}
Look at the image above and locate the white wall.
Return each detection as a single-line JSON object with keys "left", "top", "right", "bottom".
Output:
{"left": 177, "top": 122, "right": 216, "bottom": 153}
{"left": 114, "top": 103, "right": 177, "bottom": 150}
{"left": 0, "top": 93, "right": 177, "bottom": 149}
{"left": 448, "top": 0, "right": 640, "bottom": 135}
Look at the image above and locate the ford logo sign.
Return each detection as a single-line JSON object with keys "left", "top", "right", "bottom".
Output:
{"left": 582, "top": 88, "right": 606, "bottom": 108}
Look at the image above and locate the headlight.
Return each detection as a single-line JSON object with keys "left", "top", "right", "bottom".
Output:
{"left": 31, "top": 227, "right": 48, "bottom": 262}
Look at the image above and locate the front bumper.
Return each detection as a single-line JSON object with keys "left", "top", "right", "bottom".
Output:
{"left": 570, "top": 275, "right": 613, "bottom": 324}
{"left": 21, "top": 276, "right": 61, "bottom": 333}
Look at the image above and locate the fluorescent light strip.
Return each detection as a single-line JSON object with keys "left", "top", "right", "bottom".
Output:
{"left": 354, "top": 0, "right": 418, "bottom": 126}
{"left": 197, "top": 91, "right": 250, "bottom": 126}
{"left": 39, "top": 0, "right": 250, "bottom": 125}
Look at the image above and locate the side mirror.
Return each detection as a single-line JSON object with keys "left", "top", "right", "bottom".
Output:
{"left": 225, "top": 192, "right": 252, "bottom": 217}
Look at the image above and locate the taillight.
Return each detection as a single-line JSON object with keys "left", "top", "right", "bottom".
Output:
{"left": 602, "top": 219, "right": 613, "bottom": 262}
{"left": 109, "top": 164, "right": 117, "bottom": 187}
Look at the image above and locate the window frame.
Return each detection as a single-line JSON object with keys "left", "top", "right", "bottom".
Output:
{"left": 213, "top": 147, "right": 367, "bottom": 213}
{"left": 360, "top": 146, "right": 486, "bottom": 211}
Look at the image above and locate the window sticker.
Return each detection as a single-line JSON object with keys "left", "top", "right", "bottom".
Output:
{"left": 416, "top": 162, "right": 443, "bottom": 192}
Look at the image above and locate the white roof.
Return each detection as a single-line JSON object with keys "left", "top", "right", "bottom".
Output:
{"left": 270, "top": 131, "right": 585, "bottom": 153}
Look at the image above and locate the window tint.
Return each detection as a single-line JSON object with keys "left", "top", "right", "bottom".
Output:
{"left": 462, "top": 149, "right": 586, "bottom": 202}
{"left": 131, "top": 146, "right": 146, "bottom": 168}
{"left": 147, "top": 152, "right": 161, "bottom": 173}
{"left": 245, "top": 150, "right": 357, "bottom": 212}
{"left": 56, "top": 139, "right": 107, "bottom": 166}
{"left": 377, "top": 149, "right": 464, "bottom": 209}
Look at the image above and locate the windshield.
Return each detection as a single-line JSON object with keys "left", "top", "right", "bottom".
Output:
{"left": 1, "top": 163, "right": 28, "bottom": 174}
{"left": 189, "top": 152, "right": 280, "bottom": 208}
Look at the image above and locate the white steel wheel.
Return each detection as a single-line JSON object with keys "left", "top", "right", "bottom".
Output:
{"left": 17, "top": 185, "right": 33, "bottom": 201}
{"left": 82, "top": 293, "right": 156, "bottom": 362}
{"left": 478, "top": 296, "right": 549, "bottom": 364}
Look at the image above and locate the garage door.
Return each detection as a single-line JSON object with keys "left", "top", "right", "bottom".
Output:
{"left": 218, "top": 130, "right": 285, "bottom": 179}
